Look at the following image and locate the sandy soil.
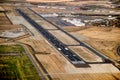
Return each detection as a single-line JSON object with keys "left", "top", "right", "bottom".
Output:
{"left": 19, "top": 37, "right": 57, "bottom": 53}
{"left": 37, "top": 21, "right": 57, "bottom": 29}
{"left": 0, "top": 13, "right": 5, "bottom": 16}
{"left": 62, "top": 26, "right": 88, "bottom": 32}
{"left": 71, "top": 27, "right": 120, "bottom": 60}
{"left": 0, "top": 13, "right": 11, "bottom": 25}
{"left": 31, "top": 7, "right": 74, "bottom": 14}
{"left": 78, "top": 27, "right": 120, "bottom": 41}
{"left": 3, "top": 6, "right": 20, "bottom": 16}
{"left": 29, "top": 14, "right": 42, "bottom": 20}
{"left": 0, "top": 38, "right": 6, "bottom": 43}
{"left": 27, "top": 0, "right": 74, "bottom": 2}
{"left": 22, "top": 8, "right": 58, "bottom": 30}
{"left": 5, "top": 6, "right": 120, "bottom": 80}
{"left": 0, "top": 25, "right": 22, "bottom": 30}
{"left": 48, "top": 30, "right": 79, "bottom": 45}
{"left": 68, "top": 46, "right": 103, "bottom": 62}
{"left": 18, "top": 26, "right": 120, "bottom": 80}
{"left": 51, "top": 73, "right": 120, "bottom": 80}
{"left": 0, "top": 6, "right": 5, "bottom": 11}
{"left": 0, "top": 25, "right": 29, "bottom": 39}
{"left": 36, "top": 52, "right": 120, "bottom": 80}
{"left": 64, "top": 1, "right": 111, "bottom": 7}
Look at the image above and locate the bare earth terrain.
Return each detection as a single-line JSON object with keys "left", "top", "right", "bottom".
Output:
{"left": 68, "top": 46, "right": 103, "bottom": 62}
{"left": 0, "top": 0, "right": 120, "bottom": 80}
{"left": 48, "top": 30, "right": 79, "bottom": 45}
{"left": 16, "top": 8, "right": 120, "bottom": 80}
{"left": 27, "top": 0, "right": 74, "bottom": 2}
{"left": 70, "top": 27, "right": 120, "bottom": 61}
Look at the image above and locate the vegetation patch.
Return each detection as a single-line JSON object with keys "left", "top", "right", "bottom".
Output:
{"left": 0, "top": 45, "right": 25, "bottom": 53}
{"left": 0, "top": 45, "right": 41, "bottom": 80}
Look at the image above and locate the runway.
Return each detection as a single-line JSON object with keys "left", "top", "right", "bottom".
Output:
{"left": 16, "top": 8, "right": 89, "bottom": 67}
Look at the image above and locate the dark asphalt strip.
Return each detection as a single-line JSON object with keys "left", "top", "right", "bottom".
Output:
{"left": 16, "top": 9, "right": 88, "bottom": 68}
{"left": 28, "top": 8, "right": 112, "bottom": 63}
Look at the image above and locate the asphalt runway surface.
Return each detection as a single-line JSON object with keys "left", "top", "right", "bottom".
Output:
{"left": 28, "top": 8, "right": 112, "bottom": 63}
{"left": 16, "top": 9, "right": 89, "bottom": 67}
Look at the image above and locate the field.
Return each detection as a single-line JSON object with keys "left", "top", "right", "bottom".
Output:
{"left": 70, "top": 27, "right": 120, "bottom": 61}
{"left": 0, "top": 45, "right": 41, "bottom": 80}
{"left": 0, "top": 6, "right": 5, "bottom": 11}
{"left": 2, "top": 2, "right": 120, "bottom": 80}
{"left": 0, "top": 45, "right": 24, "bottom": 53}
{"left": 27, "top": 0, "right": 74, "bottom": 2}
{"left": 0, "top": 25, "right": 22, "bottom": 30}
{"left": 0, "top": 6, "right": 11, "bottom": 25}
{"left": 68, "top": 46, "right": 103, "bottom": 62}
{"left": 35, "top": 53, "right": 120, "bottom": 80}
{"left": 37, "top": 21, "right": 57, "bottom": 29}
{"left": 48, "top": 30, "right": 79, "bottom": 45}
{"left": 64, "top": 0, "right": 111, "bottom": 7}
{"left": 0, "top": 13, "right": 11, "bottom": 25}
{"left": 0, "top": 24, "right": 29, "bottom": 39}
{"left": 16, "top": 8, "right": 120, "bottom": 80}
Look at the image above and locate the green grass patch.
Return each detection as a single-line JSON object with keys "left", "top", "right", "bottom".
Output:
{"left": 0, "top": 45, "right": 41, "bottom": 80}
{"left": 0, "top": 44, "right": 25, "bottom": 53}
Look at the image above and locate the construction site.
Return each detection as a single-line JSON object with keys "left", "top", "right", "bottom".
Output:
{"left": 0, "top": 0, "right": 120, "bottom": 80}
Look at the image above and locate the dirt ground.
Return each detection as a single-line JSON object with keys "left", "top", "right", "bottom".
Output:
{"left": 29, "top": 14, "right": 42, "bottom": 20}
{"left": 27, "top": 0, "right": 110, "bottom": 8}
{"left": 68, "top": 46, "right": 103, "bottom": 62}
{"left": 70, "top": 27, "right": 120, "bottom": 61}
{"left": 62, "top": 26, "right": 88, "bottom": 32}
{"left": 0, "top": 6, "right": 5, "bottom": 11}
{"left": 17, "top": 8, "right": 120, "bottom": 80}
{"left": 0, "top": 13, "right": 11, "bottom": 25}
{"left": 19, "top": 36, "right": 56, "bottom": 53}
{"left": 27, "top": 0, "right": 74, "bottom": 2}
{"left": 0, "top": 25, "right": 22, "bottom": 30}
{"left": 35, "top": 52, "right": 120, "bottom": 80}
{"left": 64, "top": 1, "right": 111, "bottom": 7}
{"left": 31, "top": 7, "right": 73, "bottom": 14}
{"left": 48, "top": 30, "right": 79, "bottom": 45}
{"left": 37, "top": 21, "right": 57, "bottom": 29}
{"left": 3, "top": 6, "right": 20, "bottom": 16}
{"left": 18, "top": 8, "right": 120, "bottom": 80}
{"left": 1, "top": 5, "right": 120, "bottom": 80}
